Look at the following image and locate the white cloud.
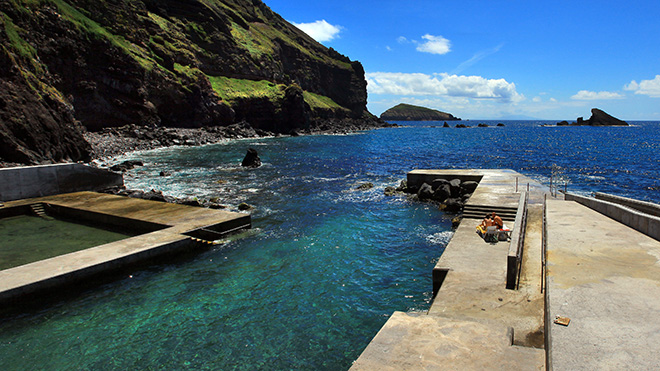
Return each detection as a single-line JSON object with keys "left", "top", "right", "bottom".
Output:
{"left": 291, "top": 20, "right": 342, "bottom": 42}
{"left": 397, "top": 36, "right": 409, "bottom": 44}
{"left": 452, "top": 44, "right": 503, "bottom": 74}
{"left": 366, "top": 72, "right": 523, "bottom": 102}
{"left": 532, "top": 97, "right": 542, "bottom": 102}
{"left": 416, "top": 34, "right": 451, "bottom": 55}
{"left": 624, "top": 75, "right": 660, "bottom": 97}
{"left": 571, "top": 90, "right": 624, "bottom": 100}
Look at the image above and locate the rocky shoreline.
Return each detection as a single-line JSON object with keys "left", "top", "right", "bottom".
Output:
{"left": 85, "top": 118, "right": 394, "bottom": 164}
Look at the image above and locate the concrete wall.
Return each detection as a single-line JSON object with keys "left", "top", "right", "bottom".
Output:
{"left": 565, "top": 192, "right": 660, "bottom": 242}
{"left": 595, "top": 192, "right": 660, "bottom": 217}
{"left": 0, "top": 163, "right": 123, "bottom": 202}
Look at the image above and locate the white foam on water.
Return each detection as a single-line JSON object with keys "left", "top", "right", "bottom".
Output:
{"left": 426, "top": 230, "right": 454, "bottom": 245}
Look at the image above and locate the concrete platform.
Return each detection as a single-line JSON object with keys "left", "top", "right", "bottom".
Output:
{"left": 353, "top": 169, "right": 548, "bottom": 370}
{"left": 350, "top": 311, "right": 544, "bottom": 371}
{"left": 546, "top": 199, "right": 660, "bottom": 370}
{"left": 0, "top": 192, "right": 251, "bottom": 306}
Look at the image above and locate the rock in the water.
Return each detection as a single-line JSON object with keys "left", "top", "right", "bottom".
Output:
{"left": 180, "top": 198, "right": 202, "bottom": 207}
{"left": 558, "top": 108, "right": 628, "bottom": 126}
{"left": 238, "top": 202, "right": 254, "bottom": 211}
{"left": 241, "top": 148, "right": 262, "bottom": 168}
{"left": 443, "top": 122, "right": 450, "bottom": 128}
{"left": 384, "top": 186, "right": 397, "bottom": 196}
{"left": 417, "top": 183, "right": 434, "bottom": 200}
{"left": 356, "top": 182, "right": 374, "bottom": 191}
{"left": 451, "top": 216, "right": 462, "bottom": 229}
{"left": 477, "top": 123, "right": 489, "bottom": 127}
{"left": 159, "top": 171, "right": 171, "bottom": 177}
{"left": 497, "top": 123, "right": 505, "bottom": 127}
{"left": 395, "top": 180, "right": 408, "bottom": 193}
{"left": 443, "top": 198, "right": 463, "bottom": 212}
{"left": 110, "top": 160, "right": 143, "bottom": 172}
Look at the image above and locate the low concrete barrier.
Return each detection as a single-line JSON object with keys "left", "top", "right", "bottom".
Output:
{"left": 595, "top": 192, "right": 660, "bottom": 218}
{"left": 0, "top": 163, "right": 123, "bottom": 201}
{"left": 506, "top": 191, "right": 528, "bottom": 289}
{"left": 566, "top": 192, "right": 660, "bottom": 242}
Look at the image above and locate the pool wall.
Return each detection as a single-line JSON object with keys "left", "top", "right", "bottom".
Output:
{"left": 0, "top": 163, "right": 123, "bottom": 201}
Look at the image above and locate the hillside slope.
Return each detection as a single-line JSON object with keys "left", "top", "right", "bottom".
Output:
{"left": 380, "top": 103, "right": 460, "bottom": 121}
{"left": 0, "top": 0, "right": 378, "bottom": 164}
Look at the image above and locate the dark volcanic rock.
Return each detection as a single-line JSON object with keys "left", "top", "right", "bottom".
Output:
{"left": 417, "top": 183, "right": 434, "bottom": 200}
{"left": 432, "top": 184, "right": 451, "bottom": 202}
{"left": 443, "top": 122, "right": 450, "bottom": 128}
{"left": 461, "top": 181, "right": 479, "bottom": 194}
{"left": 587, "top": 108, "right": 628, "bottom": 126}
{"left": 477, "top": 123, "right": 489, "bottom": 127}
{"left": 110, "top": 160, "right": 144, "bottom": 172}
{"left": 241, "top": 148, "right": 262, "bottom": 168}
{"left": 497, "top": 123, "right": 505, "bottom": 127}
{"left": 558, "top": 108, "right": 628, "bottom": 126}
{"left": 356, "top": 182, "right": 374, "bottom": 190}
{"left": 449, "top": 179, "right": 462, "bottom": 198}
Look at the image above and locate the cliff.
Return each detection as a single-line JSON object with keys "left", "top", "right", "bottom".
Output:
{"left": 0, "top": 0, "right": 377, "bottom": 164}
{"left": 380, "top": 103, "right": 460, "bottom": 121}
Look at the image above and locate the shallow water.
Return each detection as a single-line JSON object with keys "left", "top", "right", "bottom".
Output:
{"left": 0, "top": 121, "right": 658, "bottom": 370}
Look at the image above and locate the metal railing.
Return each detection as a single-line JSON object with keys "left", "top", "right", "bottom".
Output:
{"left": 506, "top": 191, "right": 529, "bottom": 290}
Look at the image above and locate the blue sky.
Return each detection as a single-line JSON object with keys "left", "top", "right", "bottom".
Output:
{"left": 266, "top": 0, "right": 660, "bottom": 120}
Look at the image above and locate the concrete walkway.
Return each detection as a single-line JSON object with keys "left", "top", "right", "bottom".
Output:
{"left": 546, "top": 199, "right": 660, "bottom": 370}
{"left": 352, "top": 170, "right": 548, "bottom": 370}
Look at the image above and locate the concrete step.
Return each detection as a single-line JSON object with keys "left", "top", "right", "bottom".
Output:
{"left": 30, "top": 203, "right": 53, "bottom": 220}
{"left": 463, "top": 204, "right": 518, "bottom": 222}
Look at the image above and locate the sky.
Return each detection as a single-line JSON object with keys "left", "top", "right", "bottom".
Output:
{"left": 265, "top": 0, "right": 660, "bottom": 120}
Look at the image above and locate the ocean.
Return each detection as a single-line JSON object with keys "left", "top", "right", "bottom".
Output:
{"left": 1, "top": 121, "right": 658, "bottom": 370}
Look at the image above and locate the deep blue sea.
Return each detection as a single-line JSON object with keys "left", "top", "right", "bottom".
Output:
{"left": 1, "top": 121, "right": 658, "bottom": 370}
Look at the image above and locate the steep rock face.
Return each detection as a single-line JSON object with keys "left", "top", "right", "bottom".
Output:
{"left": 587, "top": 108, "right": 628, "bottom": 126}
{"left": 380, "top": 103, "right": 460, "bottom": 121}
{"left": 0, "top": 43, "right": 90, "bottom": 164}
{"left": 0, "top": 0, "right": 375, "bottom": 164}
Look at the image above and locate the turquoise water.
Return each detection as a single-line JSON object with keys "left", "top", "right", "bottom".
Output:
{"left": 1, "top": 121, "right": 658, "bottom": 370}
{"left": 0, "top": 214, "right": 134, "bottom": 270}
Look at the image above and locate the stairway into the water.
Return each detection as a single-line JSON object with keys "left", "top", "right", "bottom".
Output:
{"left": 30, "top": 203, "right": 54, "bottom": 220}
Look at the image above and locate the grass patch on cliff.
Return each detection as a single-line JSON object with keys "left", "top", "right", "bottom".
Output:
{"left": 48, "top": 0, "right": 155, "bottom": 70}
{"left": 303, "top": 91, "right": 349, "bottom": 113}
{"left": 208, "top": 76, "right": 285, "bottom": 102}
{"left": 207, "top": 74, "right": 351, "bottom": 115}
{"left": 1, "top": 13, "right": 37, "bottom": 61}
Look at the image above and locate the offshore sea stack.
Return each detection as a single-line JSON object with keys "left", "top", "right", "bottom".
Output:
{"left": 557, "top": 108, "right": 628, "bottom": 126}
{"left": 0, "top": 0, "right": 383, "bottom": 165}
{"left": 380, "top": 103, "right": 461, "bottom": 121}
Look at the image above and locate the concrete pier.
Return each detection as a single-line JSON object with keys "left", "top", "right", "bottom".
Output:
{"left": 0, "top": 192, "right": 251, "bottom": 307}
{"left": 353, "top": 169, "right": 660, "bottom": 370}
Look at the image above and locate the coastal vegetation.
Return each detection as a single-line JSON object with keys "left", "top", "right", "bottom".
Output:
{"left": 380, "top": 103, "right": 461, "bottom": 121}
